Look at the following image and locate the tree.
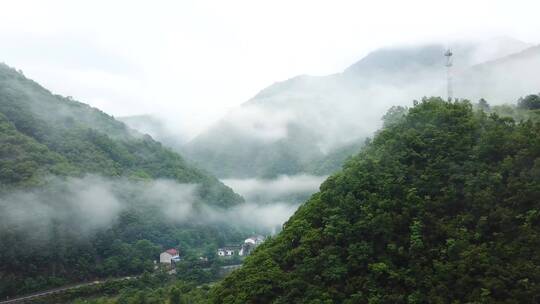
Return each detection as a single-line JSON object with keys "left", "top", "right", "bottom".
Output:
{"left": 169, "top": 287, "right": 182, "bottom": 304}
{"left": 517, "top": 94, "right": 540, "bottom": 109}
{"left": 478, "top": 98, "right": 490, "bottom": 111}
{"left": 382, "top": 105, "right": 407, "bottom": 127}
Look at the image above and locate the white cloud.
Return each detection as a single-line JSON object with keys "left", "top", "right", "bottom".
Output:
{"left": 220, "top": 105, "right": 295, "bottom": 142}
{"left": 222, "top": 174, "right": 326, "bottom": 202}
{"left": 0, "top": 175, "right": 314, "bottom": 238}
{"left": 218, "top": 174, "right": 328, "bottom": 232}
{"left": 0, "top": 0, "right": 539, "bottom": 139}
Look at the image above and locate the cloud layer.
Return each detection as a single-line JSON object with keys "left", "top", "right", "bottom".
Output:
{"left": 1, "top": 1, "right": 539, "bottom": 139}
{"left": 0, "top": 174, "right": 320, "bottom": 239}
{"left": 222, "top": 174, "right": 326, "bottom": 203}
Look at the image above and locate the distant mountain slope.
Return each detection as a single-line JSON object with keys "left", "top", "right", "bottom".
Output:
{"left": 0, "top": 63, "right": 244, "bottom": 298}
{"left": 343, "top": 44, "right": 446, "bottom": 81}
{"left": 183, "top": 38, "right": 534, "bottom": 179}
{"left": 211, "top": 98, "right": 540, "bottom": 303}
{"left": 456, "top": 45, "right": 540, "bottom": 103}
{"left": 0, "top": 111, "right": 73, "bottom": 186}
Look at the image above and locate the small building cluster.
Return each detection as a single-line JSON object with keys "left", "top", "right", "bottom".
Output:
{"left": 158, "top": 235, "right": 266, "bottom": 265}
{"left": 217, "top": 235, "right": 265, "bottom": 257}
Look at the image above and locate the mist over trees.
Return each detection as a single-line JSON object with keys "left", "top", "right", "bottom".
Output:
{"left": 179, "top": 38, "right": 539, "bottom": 180}
{"left": 0, "top": 63, "right": 241, "bottom": 206}
{"left": 0, "top": 63, "right": 257, "bottom": 298}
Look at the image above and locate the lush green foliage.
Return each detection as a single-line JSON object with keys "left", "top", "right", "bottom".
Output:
{"left": 35, "top": 255, "right": 242, "bottom": 304}
{"left": 29, "top": 266, "right": 220, "bottom": 304}
{"left": 0, "top": 63, "right": 245, "bottom": 298}
{"left": 211, "top": 97, "right": 540, "bottom": 303}
{"left": 0, "top": 64, "right": 242, "bottom": 205}
{"left": 65, "top": 280, "right": 212, "bottom": 304}
{"left": 0, "top": 112, "right": 74, "bottom": 186}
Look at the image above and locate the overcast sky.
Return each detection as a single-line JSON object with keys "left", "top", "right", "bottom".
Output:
{"left": 1, "top": 0, "right": 539, "bottom": 137}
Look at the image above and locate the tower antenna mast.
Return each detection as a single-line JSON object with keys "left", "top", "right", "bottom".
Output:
{"left": 444, "top": 49, "right": 453, "bottom": 101}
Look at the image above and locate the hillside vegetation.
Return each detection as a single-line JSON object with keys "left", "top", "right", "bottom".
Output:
{"left": 0, "top": 63, "right": 240, "bottom": 205}
{"left": 0, "top": 63, "right": 244, "bottom": 298}
{"left": 210, "top": 97, "right": 540, "bottom": 303}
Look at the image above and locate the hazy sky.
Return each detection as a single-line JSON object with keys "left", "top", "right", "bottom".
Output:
{"left": 0, "top": 0, "right": 539, "bottom": 137}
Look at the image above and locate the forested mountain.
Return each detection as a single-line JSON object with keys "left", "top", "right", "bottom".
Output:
{"left": 182, "top": 38, "right": 534, "bottom": 179}
{"left": 210, "top": 98, "right": 540, "bottom": 303}
{"left": 0, "top": 63, "right": 240, "bottom": 204}
{"left": 0, "top": 63, "right": 244, "bottom": 298}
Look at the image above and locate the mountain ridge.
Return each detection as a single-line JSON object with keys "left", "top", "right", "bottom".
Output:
{"left": 0, "top": 62, "right": 242, "bottom": 205}
{"left": 180, "top": 39, "right": 536, "bottom": 179}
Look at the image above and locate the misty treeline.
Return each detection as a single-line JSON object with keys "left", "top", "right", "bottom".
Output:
{"left": 0, "top": 176, "right": 244, "bottom": 298}
{"left": 0, "top": 63, "right": 241, "bottom": 206}
{"left": 0, "top": 173, "right": 314, "bottom": 298}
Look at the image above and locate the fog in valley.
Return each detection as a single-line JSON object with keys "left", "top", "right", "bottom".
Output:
{"left": 0, "top": 175, "right": 307, "bottom": 245}
{"left": 2, "top": 36, "right": 540, "bottom": 250}
{"left": 116, "top": 38, "right": 540, "bottom": 232}
{"left": 222, "top": 174, "right": 326, "bottom": 204}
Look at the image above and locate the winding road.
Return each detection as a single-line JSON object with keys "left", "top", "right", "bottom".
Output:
{"left": 1, "top": 264, "right": 241, "bottom": 303}
{"left": 0, "top": 277, "right": 135, "bottom": 304}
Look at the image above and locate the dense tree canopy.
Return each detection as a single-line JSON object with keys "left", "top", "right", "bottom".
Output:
{"left": 211, "top": 97, "right": 540, "bottom": 303}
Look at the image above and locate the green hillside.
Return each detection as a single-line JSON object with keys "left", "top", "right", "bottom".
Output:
{"left": 0, "top": 63, "right": 241, "bottom": 205}
{"left": 0, "top": 63, "right": 244, "bottom": 298}
{"left": 210, "top": 98, "right": 540, "bottom": 303}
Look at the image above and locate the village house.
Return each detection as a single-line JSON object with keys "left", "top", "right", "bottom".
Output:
{"left": 159, "top": 248, "right": 180, "bottom": 264}
{"left": 217, "top": 236, "right": 266, "bottom": 257}
{"left": 244, "top": 235, "right": 265, "bottom": 245}
{"left": 239, "top": 235, "right": 265, "bottom": 256}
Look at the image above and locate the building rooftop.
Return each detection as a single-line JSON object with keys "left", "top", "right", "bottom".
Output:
{"left": 164, "top": 248, "right": 178, "bottom": 256}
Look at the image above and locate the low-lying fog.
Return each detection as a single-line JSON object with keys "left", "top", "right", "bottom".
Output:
{"left": 0, "top": 174, "right": 326, "bottom": 242}
{"left": 221, "top": 174, "right": 327, "bottom": 234}
{"left": 222, "top": 174, "right": 326, "bottom": 204}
